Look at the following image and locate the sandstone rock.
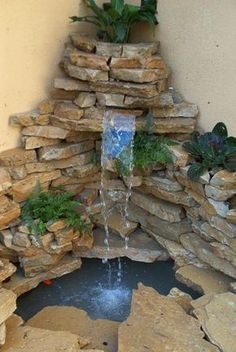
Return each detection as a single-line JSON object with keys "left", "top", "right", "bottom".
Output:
{"left": 12, "top": 170, "right": 61, "bottom": 202}
{"left": 24, "top": 136, "right": 60, "bottom": 150}
{"left": 10, "top": 110, "right": 40, "bottom": 127}
{"left": 180, "top": 233, "right": 236, "bottom": 278}
{"left": 1, "top": 325, "right": 86, "bottom": 352}
{"left": 46, "top": 219, "right": 66, "bottom": 233}
{"left": 0, "top": 288, "right": 16, "bottom": 325}
{"left": 78, "top": 188, "right": 98, "bottom": 206}
{"left": 66, "top": 131, "right": 100, "bottom": 143}
{"left": 128, "top": 202, "right": 191, "bottom": 242}
{"left": 205, "top": 184, "right": 236, "bottom": 201}
{"left": 96, "top": 93, "right": 125, "bottom": 107}
{"left": 75, "top": 92, "right": 96, "bottom": 108}
{"left": 22, "top": 125, "right": 69, "bottom": 139}
{"left": 4, "top": 256, "right": 81, "bottom": 296}
{"left": 54, "top": 101, "right": 84, "bottom": 120}
{"left": 145, "top": 175, "right": 183, "bottom": 191}
{"left": 50, "top": 88, "right": 78, "bottom": 100}
{"left": 131, "top": 190, "right": 185, "bottom": 223}
{"left": 210, "top": 170, "right": 236, "bottom": 190}
{"left": 176, "top": 265, "right": 232, "bottom": 294}
{"left": 96, "top": 41, "right": 122, "bottom": 57}
{"left": 0, "top": 259, "right": 16, "bottom": 283}
{"left": 188, "top": 189, "right": 217, "bottom": 216}
{"left": 64, "top": 163, "right": 100, "bottom": 179}
{"left": 74, "top": 227, "right": 169, "bottom": 263}
{"left": 210, "top": 215, "right": 236, "bottom": 238}
{"left": 168, "top": 144, "right": 190, "bottom": 167}
{"left": 38, "top": 140, "right": 94, "bottom": 161}
{"left": 119, "top": 284, "right": 219, "bottom": 352}
{"left": 123, "top": 175, "right": 143, "bottom": 187}
{"left": 192, "top": 292, "right": 236, "bottom": 352}
{"left": 25, "top": 162, "right": 55, "bottom": 173}
{"left": 54, "top": 77, "right": 90, "bottom": 91}
{"left": 69, "top": 50, "right": 109, "bottom": 70}
{"left": 0, "top": 200, "right": 21, "bottom": 231}
{"left": 65, "top": 63, "right": 109, "bottom": 81}
{"left": 90, "top": 80, "right": 159, "bottom": 98}
{"left": 7, "top": 165, "right": 27, "bottom": 180}
{"left": 122, "top": 42, "right": 159, "bottom": 57}
{"left": 0, "top": 148, "right": 37, "bottom": 167}
{"left": 51, "top": 151, "right": 94, "bottom": 169}
{"left": 142, "top": 181, "right": 194, "bottom": 207}
{"left": 70, "top": 33, "right": 96, "bottom": 52}
{"left": 40, "top": 232, "right": 54, "bottom": 248}
{"left": 136, "top": 117, "right": 196, "bottom": 133}
{"left": 175, "top": 172, "right": 205, "bottom": 195}
{"left": 199, "top": 222, "right": 236, "bottom": 251}
{"left": 209, "top": 242, "right": 236, "bottom": 267}
{"left": 151, "top": 102, "right": 199, "bottom": 118}
{"left": 110, "top": 68, "right": 167, "bottom": 83}
{"left": 26, "top": 306, "right": 118, "bottom": 352}
{"left": 208, "top": 198, "right": 229, "bottom": 217}
{"left": 55, "top": 228, "right": 76, "bottom": 246}
{"left": 0, "top": 169, "right": 11, "bottom": 196}
{"left": 38, "top": 99, "right": 55, "bottom": 114}
{"left": 226, "top": 209, "right": 236, "bottom": 224}
{"left": 167, "top": 287, "right": 193, "bottom": 313}
{"left": 0, "top": 323, "right": 6, "bottom": 346}
{"left": 110, "top": 54, "right": 165, "bottom": 69}
{"left": 96, "top": 210, "right": 137, "bottom": 238}
{"left": 0, "top": 230, "right": 13, "bottom": 248}
{"left": 230, "top": 282, "right": 236, "bottom": 293}
{"left": 12, "top": 232, "right": 31, "bottom": 248}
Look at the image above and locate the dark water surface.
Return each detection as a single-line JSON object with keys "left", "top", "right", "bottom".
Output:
{"left": 17, "top": 258, "right": 199, "bottom": 322}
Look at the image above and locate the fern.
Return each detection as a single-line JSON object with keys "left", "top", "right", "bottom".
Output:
{"left": 21, "top": 185, "right": 91, "bottom": 235}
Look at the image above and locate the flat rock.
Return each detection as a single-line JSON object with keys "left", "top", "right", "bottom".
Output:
{"left": 176, "top": 265, "right": 233, "bottom": 294}
{"left": 24, "top": 136, "right": 60, "bottom": 150}
{"left": 22, "top": 125, "right": 69, "bottom": 139}
{"left": 167, "top": 287, "right": 193, "bottom": 313}
{"left": 0, "top": 259, "right": 16, "bottom": 283}
{"left": 96, "top": 93, "right": 125, "bottom": 107}
{"left": 70, "top": 33, "right": 96, "bottom": 53}
{"left": 0, "top": 148, "right": 37, "bottom": 167}
{"left": 145, "top": 175, "right": 183, "bottom": 192}
{"left": 0, "top": 322, "right": 6, "bottom": 346}
{"left": 180, "top": 233, "right": 236, "bottom": 279}
{"left": 122, "top": 42, "right": 159, "bottom": 57}
{"left": 0, "top": 325, "right": 86, "bottom": 352}
{"left": 226, "top": 209, "right": 236, "bottom": 224}
{"left": 118, "top": 283, "right": 219, "bottom": 352}
{"left": 131, "top": 190, "right": 185, "bottom": 223}
{"left": 96, "top": 41, "right": 122, "bottom": 57}
{"left": 75, "top": 92, "right": 96, "bottom": 108}
{"left": 54, "top": 77, "right": 91, "bottom": 91}
{"left": 151, "top": 102, "right": 199, "bottom": 118}
{"left": 65, "top": 63, "right": 109, "bottom": 81}
{"left": 192, "top": 292, "right": 236, "bottom": 352}
{"left": 210, "top": 170, "right": 236, "bottom": 190}
{"left": 4, "top": 255, "right": 82, "bottom": 296}
{"left": 69, "top": 50, "right": 109, "bottom": 70}
{"left": 0, "top": 288, "right": 16, "bottom": 325}
{"left": 205, "top": 184, "right": 236, "bottom": 201}
{"left": 96, "top": 210, "right": 137, "bottom": 238}
{"left": 54, "top": 102, "right": 84, "bottom": 120}
{"left": 74, "top": 227, "right": 169, "bottom": 262}
{"left": 38, "top": 141, "right": 94, "bottom": 161}
{"left": 0, "top": 200, "right": 21, "bottom": 231}
{"left": 0, "top": 168, "right": 11, "bottom": 196}
{"left": 26, "top": 306, "right": 118, "bottom": 352}
{"left": 110, "top": 68, "right": 167, "bottom": 83}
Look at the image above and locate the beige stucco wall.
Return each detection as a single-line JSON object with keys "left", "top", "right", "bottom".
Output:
{"left": 1, "top": 0, "right": 236, "bottom": 152}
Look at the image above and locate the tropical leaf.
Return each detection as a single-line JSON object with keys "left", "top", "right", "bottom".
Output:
{"left": 212, "top": 122, "right": 228, "bottom": 138}
{"left": 187, "top": 163, "right": 205, "bottom": 180}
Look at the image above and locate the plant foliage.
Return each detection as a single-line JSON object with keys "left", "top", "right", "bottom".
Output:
{"left": 70, "top": 0, "right": 158, "bottom": 43}
{"left": 21, "top": 184, "right": 89, "bottom": 235}
{"left": 183, "top": 122, "right": 236, "bottom": 180}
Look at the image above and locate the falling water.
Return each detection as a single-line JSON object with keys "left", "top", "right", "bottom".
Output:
{"left": 100, "top": 111, "right": 136, "bottom": 283}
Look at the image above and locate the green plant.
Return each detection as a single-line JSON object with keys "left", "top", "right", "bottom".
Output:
{"left": 183, "top": 122, "right": 236, "bottom": 180}
{"left": 21, "top": 184, "right": 90, "bottom": 235}
{"left": 70, "top": 0, "right": 158, "bottom": 43}
{"left": 115, "top": 112, "right": 175, "bottom": 176}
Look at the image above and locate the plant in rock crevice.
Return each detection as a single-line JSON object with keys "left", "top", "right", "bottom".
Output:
{"left": 21, "top": 184, "right": 90, "bottom": 236}
{"left": 115, "top": 112, "right": 175, "bottom": 177}
{"left": 70, "top": 0, "right": 158, "bottom": 43}
{"left": 183, "top": 122, "right": 236, "bottom": 180}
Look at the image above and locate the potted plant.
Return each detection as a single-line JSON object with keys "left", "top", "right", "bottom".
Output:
{"left": 70, "top": 0, "right": 158, "bottom": 43}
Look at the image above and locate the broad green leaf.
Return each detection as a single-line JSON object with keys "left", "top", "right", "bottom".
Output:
{"left": 212, "top": 122, "right": 228, "bottom": 138}
{"left": 187, "top": 163, "right": 205, "bottom": 180}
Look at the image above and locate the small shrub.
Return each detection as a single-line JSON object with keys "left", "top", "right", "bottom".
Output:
{"left": 183, "top": 122, "right": 236, "bottom": 180}
{"left": 70, "top": 0, "right": 158, "bottom": 43}
{"left": 21, "top": 185, "right": 90, "bottom": 235}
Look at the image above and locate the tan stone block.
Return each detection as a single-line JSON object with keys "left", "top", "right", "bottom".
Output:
{"left": 9, "top": 110, "right": 39, "bottom": 127}
{"left": 70, "top": 33, "right": 96, "bottom": 53}
{"left": 38, "top": 99, "right": 56, "bottom": 114}
{"left": 226, "top": 209, "right": 236, "bottom": 224}
{"left": 90, "top": 80, "right": 159, "bottom": 98}
{"left": 69, "top": 50, "right": 109, "bottom": 70}
{"left": 34, "top": 114, "right": 50, "bottom": 125}
{"left": 63, "top": 163, "right": 100, "bottom": 178}
{"left": 167, "top": 144, "right": 190, "bottom": 167}
{"left": 0, "top": 230, "right": 13, "bottom": 248}
{"left": 54, "top": 102, "right": 84, "bottom": 120}
{"left": 0, "top": 322, "right": 6, "bottom": 346}
{"left": 110, "top": 68, "right": 168, "bottom": 83}
{"left": 96, "top": 41, "right": 122, "bottom": 57}
{"left": 22, "top": 125, "right": 69, "bottom": 139}
{"left": 78, "top": 189, "right": 98, "bottom": 206}
{"left": 122, "top": 42, "right": 160, "bottom": 57}
{"left": 38, "top": 140, "right": 94, "bottom": 161}
{"left": 144, "top": 55, "right": 167, "bottom": 69}
{"left": 210, "top": 170, "right": 236, "bottom": 190}
{"left": 0, "top": 288, "right": 16, "bottom": 325}
{"left": 50, "top": 151, "right": 94, "bottom": 169}
{"left": 12, "top": 232, "right": 31, "bottom": 248}
{"left": 55, "top": 228, "right": 76, "bottom": 246}
{"left": 66, "top": 131, "right": 100, "bottom": 143}
{"left": 65, "top": 63, "right": 109, "bottom": 82}
{"left": 151, "top": 102, "right": 199, "bottom": 118}
{"left": 50, "top": 88, "right": 78, "bottom": 100}
{"left": 12, "top": 170, "right": 61, "bottom": 202}
{"left": 110, "top": 56, "right": 144, "bottom": 68}
{"left": 50, "top": 115, "right": 102, "bottom": 132}
{"left": 74, "top": 92, "right": 96, "bottom": 108}
{"left": 0, "top": 201, "right": 21, "bottom": 230}
{"left": 0, "top": 259, "right": 16, "bottom": 283}
{"left": 0, "top": 168, "right": 11, "bottom": 196}
{"left": 25, "top": 162, "right": 56, "bottom": 174}
{"left": 46, "top": 220, "right": 66, "bottom": 233}
{"left": 96, "top": 92, "right": 125, "bottom": 107}
{"left": 24, "top": 136, "right": 61, "bottom": 150}
{"left": 7, "top": 165, "right": 27, "bottom": 180}
{"left": 205, "top": 184, "right": 236, "bottom": 201}
{"left": 136, "top": 117, "right": 196, "bottom": 134}
{"left": 54, "top": 77, "right": 90, "bottom": 92}
{"left": 0, "top": 148, "right": 37, "bottom": 167}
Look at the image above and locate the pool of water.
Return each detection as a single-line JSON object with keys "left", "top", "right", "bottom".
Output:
{"left": 16, "top": 258, "right": 199, "bottom": 322}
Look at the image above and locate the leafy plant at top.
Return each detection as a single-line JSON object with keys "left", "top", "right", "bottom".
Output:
{"left": 183, "top": 122, "right": 236, "bottom": 180}
{"left": 115, "top": 112, "right": 175, "bottom": 176}
{"left": 21, "top": 184, "right": 90, "bottom": 235}
{"left": 70, "top": 0, "right": 158, "bottom": 43}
